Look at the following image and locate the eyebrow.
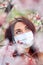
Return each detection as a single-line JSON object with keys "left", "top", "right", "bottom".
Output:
{"left": 14, "top": 29, "right": 22, "bottom": 32}
{"left": 14, "top": 25, "right": 28, "bottom": 32}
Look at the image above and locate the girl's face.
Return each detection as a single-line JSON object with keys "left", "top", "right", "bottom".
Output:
{"left": 14, "top": 22, "right": 31, "bottom": 36}
{"left": 13, "top": 22, "right": 34, "bottom": 54}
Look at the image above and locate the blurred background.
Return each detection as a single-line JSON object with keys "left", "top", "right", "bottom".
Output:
{"left": 0, "top": 0, "right": 43, "bottom": 52}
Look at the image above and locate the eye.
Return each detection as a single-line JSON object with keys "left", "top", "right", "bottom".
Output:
{"left": 25, "top": 25, "right": 30, "bottom": 32}
{"left": 15, "top": 29, "right": 22, "bottom": 35}
{"left": 25, "top": 26, "right": 29, "bottom": 30}
{"left": 16, "top": 31, "right": 21, "bottom": 34}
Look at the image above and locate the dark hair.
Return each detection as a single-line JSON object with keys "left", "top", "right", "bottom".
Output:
{"left": 5, "top": 17, "right": 36, "bottom": 42}
{"left": 5, "top": 17, "right": 38, "bottom": 58}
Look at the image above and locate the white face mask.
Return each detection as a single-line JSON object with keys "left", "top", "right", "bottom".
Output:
{"left": 14, "top": 31, "right": 34, "bottom": 47}
{"left": 14, "top": 31, "right": 34, "bottom": 54}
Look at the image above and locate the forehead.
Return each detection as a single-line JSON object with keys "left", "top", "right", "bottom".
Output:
{"left": 14, "top": 22, "right": 26, "bottom": 30}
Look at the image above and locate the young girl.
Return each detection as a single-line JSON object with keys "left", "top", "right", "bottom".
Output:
{"left": 0, "top": 17, "right": 43, "bottom": 65}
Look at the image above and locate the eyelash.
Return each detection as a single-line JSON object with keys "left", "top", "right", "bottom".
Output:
{"left": 16, "top": 31, "right": 22, "bottom": 34}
